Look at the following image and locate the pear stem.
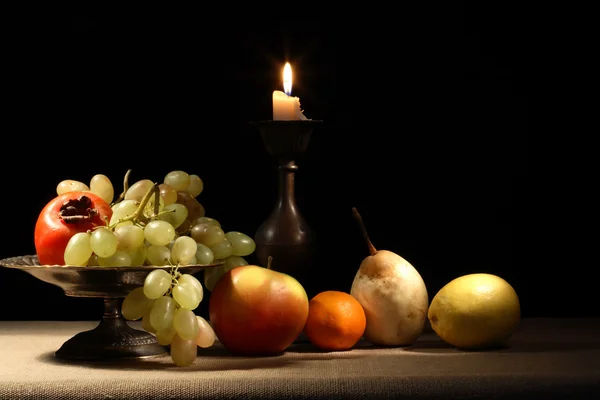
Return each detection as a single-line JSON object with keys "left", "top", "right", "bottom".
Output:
{"left": 266, "top": 256, "right": 273, "bottom": 270}
{"left": 352, "top": 207, "right": 377, "bottom": 256}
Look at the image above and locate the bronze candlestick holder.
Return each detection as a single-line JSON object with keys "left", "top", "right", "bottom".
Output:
{"left": 250, "top": 120, "right": 323, "bottom": 283}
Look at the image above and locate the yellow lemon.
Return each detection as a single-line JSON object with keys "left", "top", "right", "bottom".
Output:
{"left": 427, "top": 273, "right": 520, "bottom": 349}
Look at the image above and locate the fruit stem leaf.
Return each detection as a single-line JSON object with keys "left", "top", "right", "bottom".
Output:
{"left": 267, "top": 256, "right": 273, "bottom": 270}
{"left": 352, "top": 207, "right": 377, "bottom": 255}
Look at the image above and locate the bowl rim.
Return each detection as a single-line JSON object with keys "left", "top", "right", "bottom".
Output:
{"left": 0, "top": 254, "right": 224, "bottom": 271}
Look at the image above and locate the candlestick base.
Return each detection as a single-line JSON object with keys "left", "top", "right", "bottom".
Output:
{"left": 250, "top": 120, "right": 322, "bottom": 286}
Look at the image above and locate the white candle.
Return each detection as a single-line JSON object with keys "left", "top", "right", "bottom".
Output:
{"left": 272, "top": 62, "right": 308, "bottom": 121}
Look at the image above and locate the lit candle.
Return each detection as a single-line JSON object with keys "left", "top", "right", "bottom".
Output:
{"left": 272, "top": 62, "right": 308, "bottom": 121}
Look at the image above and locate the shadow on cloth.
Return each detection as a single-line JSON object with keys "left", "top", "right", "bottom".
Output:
{"left": 35, "top": 344, "right": 368, "bottom": 371}
{"left": 36, "top": 351, "right": 293, "bottom": 371}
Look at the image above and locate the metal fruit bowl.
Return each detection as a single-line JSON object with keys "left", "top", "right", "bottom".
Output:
{"left": 0, "top": 254, "right": 223, "bottom": 361}
{"left": 0, "top": 254, "right": 219, "bottom": 298}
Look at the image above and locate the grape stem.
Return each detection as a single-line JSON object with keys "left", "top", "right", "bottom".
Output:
{"left": 166, "top": 264, "right": 182, "bottom": 296}
{"left": 111, "top": 169, "right": 132, "bottom": 207}
{"left": 152, "top": 209, "right": 174, "bottom": 219}
{"left": 108, "top": 182, "right": 160, "bottom": 230}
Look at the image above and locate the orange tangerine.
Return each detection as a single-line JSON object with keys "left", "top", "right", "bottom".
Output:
{"left": 303, "top": 290, "right": 367, "bottom": 351}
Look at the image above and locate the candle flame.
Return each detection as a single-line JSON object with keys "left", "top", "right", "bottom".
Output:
{"left": 283, "top": 62, "right": 292, "bottom": 96}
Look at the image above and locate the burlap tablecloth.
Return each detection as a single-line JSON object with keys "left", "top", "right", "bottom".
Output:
{"left": 1, "top": 318, "right": 599, "bottom": 399}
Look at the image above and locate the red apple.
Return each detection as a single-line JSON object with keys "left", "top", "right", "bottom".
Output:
{"left": 208, "top": 259, "right": 309, "bottom": 356}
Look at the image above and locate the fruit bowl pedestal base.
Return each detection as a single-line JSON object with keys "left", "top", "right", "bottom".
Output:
{"left": 55, "top": 298, "right": 167, "bottom": 361}
{"left": 250, "top": 120, "right": 323, "bottom": 284}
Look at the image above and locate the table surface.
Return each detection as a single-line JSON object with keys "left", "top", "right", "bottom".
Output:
{"left": 1, "top": 318, "right": 599, "bottom": 400}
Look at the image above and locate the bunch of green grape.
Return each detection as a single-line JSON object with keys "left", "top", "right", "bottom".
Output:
{"left": 57, "top": 170, "right": 256, "bottom": 366}
{"left": 121, "top": 268, "right": 216, "bottom": 367}
{"left": 58, "top": 169, "right": 258, "bottom": 366}
{"left": 60, "top": 170, "right": 256, "bottom": 275}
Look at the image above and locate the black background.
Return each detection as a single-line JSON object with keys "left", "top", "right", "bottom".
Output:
{"left": 1, "top": 5, "right": 578, "bottom": 321}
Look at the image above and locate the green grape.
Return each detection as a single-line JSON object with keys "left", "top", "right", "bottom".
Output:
{"left": 146, "top": 245, "right": 171, "bottom": 265}
{"left": 179, "top": 274, "right": 203, "bottom": 302}
{"left": 113, "top": 220, "right": 133, "bottom": 228}
{"left": 144, "top": 220, "right": 176, "bottom": 246}
{"left": 195, "top": 243, "right": 214, "bottom": 265}
{"left": 204, "top": 255, "right": 248, "bottom": 291}
{"left": 195, "top": 316, "right": 216, "bottom": 348}
{"left": 210, "top": 238, "right": 233, "bottom": 260}
{"left": 164, "top": 170, "right": 190, "bottom": 191}
{"left": 158, "top": 203, "right": 188, "bottom": 229}
{"left": 143, "top": 269, "right": 172, "bottom": 299}
{"left": 149, "top": 295, "right": 176, "bottom": 332}
{"left": 122, "top": 287, "right": 155, "bottom": 320}
{"left": 190, "top": 223, "right": 224, "bottom": 247}
{"left": 192, "top": 217, "right": 221, "bottom": 228}
{"left": 142, "top": 307, "right": 155, "bottom": 333}
{"left": 64, "top": 232, "right": 92, "bottom": 266}
{"left": 89, "top": 174, "right": 114, "bottom": 204}
{"left": 114, "top": 225, "right": 145, "bottom": 251}
{"left": 159, "top": 183, "right": 178, "bottom": 206}
{"left": 186, "top": 174, "right": 204, "bottom": 197}
{"left": 172, "top": 281, "right": 201, "bottom": 310}
{"left": 124, "top": 179, "right": 154, "bottom": 202}
{"left": 172, "top": 273, "right": 203, "bottom": 309}
{"left": 56, "top": 179, "right": 89, "bottom": 195}
{"left": 171, "top": 236, "right": 197, "bottom": 265}
{"left": 225, "top": 255, "right": 249, "bottom": 269}
{"left": 90, "top": 227, "right": 118, "bottom": 258}
{"left": 225, "top": 231, "right": 256, "bottom": 257}
{"left": 170, "top": 334, "right": 197, "bottom": 367}
{"left": 173, "top": 308, "right": 199, "bottom": 341}
{"left": 128, "top": 245, "right": 147, "bottom": 266}
{"left": 156, "top": 325, "right": 176, "bottom": 346}
{"left": 109, "top": 199, "right": 138, "bottom": 227}
{"left": 98, "top": 250, "right": 132, "bottom": 267}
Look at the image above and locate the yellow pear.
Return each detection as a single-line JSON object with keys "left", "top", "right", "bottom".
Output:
{"left": 350, "top": 208, "right": 429, "bottom": 346}
{"left": 428, "top": 273, "right": 520, "bottom": 349}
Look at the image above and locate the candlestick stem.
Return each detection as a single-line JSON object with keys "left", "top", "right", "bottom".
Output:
{"left": 277, "top": 161, "right": 297, "bottom": 209}
{"left": 250, "top": 120, "right": 322, "bottom": 286}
